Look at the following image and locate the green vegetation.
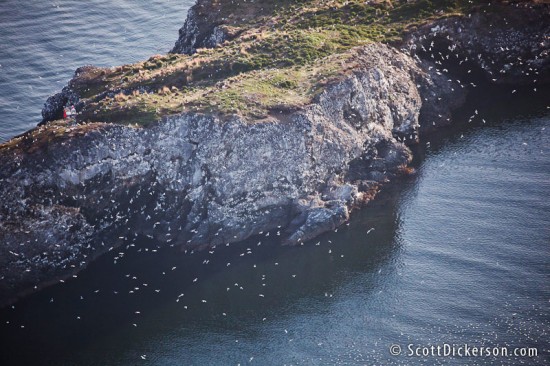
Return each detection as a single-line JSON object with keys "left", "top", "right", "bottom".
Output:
{"left": 70, "top": 0, "right": 486, "bottom": 126}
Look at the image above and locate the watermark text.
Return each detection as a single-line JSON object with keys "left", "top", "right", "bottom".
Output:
{"left": 388, "top": 343, "right": 538, "bottom": 359}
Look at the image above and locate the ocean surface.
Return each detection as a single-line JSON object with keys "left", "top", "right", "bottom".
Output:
{"left": 0, "top": 2, "right": 549, "bottom": 366}
{"left": 0, "top": 0, "right": 193, "bottom": 142}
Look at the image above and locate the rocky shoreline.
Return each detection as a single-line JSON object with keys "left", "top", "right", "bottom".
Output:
{"left": 0, "top": 0, "right": 548, "bottom": 307}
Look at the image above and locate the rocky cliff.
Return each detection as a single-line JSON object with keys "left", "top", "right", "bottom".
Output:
{"left": 1, "top": 0, "right": 548, "bottom": 307}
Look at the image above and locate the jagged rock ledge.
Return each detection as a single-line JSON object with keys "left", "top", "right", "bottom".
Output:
{"left": 0, "top": 0, "right": 548, "bottom": 307}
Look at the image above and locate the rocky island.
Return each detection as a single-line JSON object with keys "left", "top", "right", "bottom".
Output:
{"left": 0, "top": 0, "right": 548, "bottom": 307}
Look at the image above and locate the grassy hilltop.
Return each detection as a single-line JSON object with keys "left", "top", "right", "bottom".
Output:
{"left": 64, "top": 0, "right": 497, "bottom": 127}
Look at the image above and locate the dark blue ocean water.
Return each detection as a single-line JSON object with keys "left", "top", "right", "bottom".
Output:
{"left": 0, "top": 0, "right": 193, "bottom": 142}
{"left": 0, "top": 2, "right": 549, "bottom": 365}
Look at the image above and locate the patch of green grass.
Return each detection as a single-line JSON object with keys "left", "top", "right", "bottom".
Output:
{"left": 189, "top": 68, "right": 310, "bottom": 118}
{"left": 66, "top": 0, "right": 488, "bottom": 126}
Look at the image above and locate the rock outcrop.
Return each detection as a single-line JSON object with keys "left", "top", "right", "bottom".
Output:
{"left": 402, "top": 2, "right": 550, "bottom": 86}
{"left": 1, "top": 44, "right": 432, "bottom": 305}
{"left": 1, "top": 0, "right": 548, "bottom": 307}
{"left": 169, "top": 0, "right": 282, "bottom": 54}
{"left": 40, "top": 86, "right": 80, "bottom": 124}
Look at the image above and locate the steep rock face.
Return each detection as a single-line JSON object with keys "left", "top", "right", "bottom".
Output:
{"left": 40, "top": 65, "right": 103, "bottom": 125}
{"left": 171, "top": 4, "right": 214, "bottom": 54}
{"left": 398, "top": 2, "right": 549, "bottom": 133}
{"left": 403, "top": 2, "right": 550, "bottom": 85}
{"left": 40, "top": 86, "right": 80, "bottom": 124}
{"left": 171, "top": 0, "right": 242, "bottom": 54}
{"left": 0, "top": 43, "right": 430, "bottom": 305}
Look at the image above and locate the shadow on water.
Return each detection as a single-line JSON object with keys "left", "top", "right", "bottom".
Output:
{"left": 0, "top": 177, "right": 407, "bottom": 365}
{"left": 414, "top": 83, "right": 550, "bottom": 159}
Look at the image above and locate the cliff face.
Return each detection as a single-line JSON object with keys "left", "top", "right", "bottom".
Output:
{"left": 403, "top": 2, "right": 550, "bottom": 85}
{"left": 171, "top": 0, "right": 285, "bottom": 54}
{"left": 0, "top": 44, "right": 430, "bottom": 304}
{"left": 171, "top": 1, "right": 233, "bottom": 54}
{"left": 0, "top": 0, "right": 548, "bottom": 306}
